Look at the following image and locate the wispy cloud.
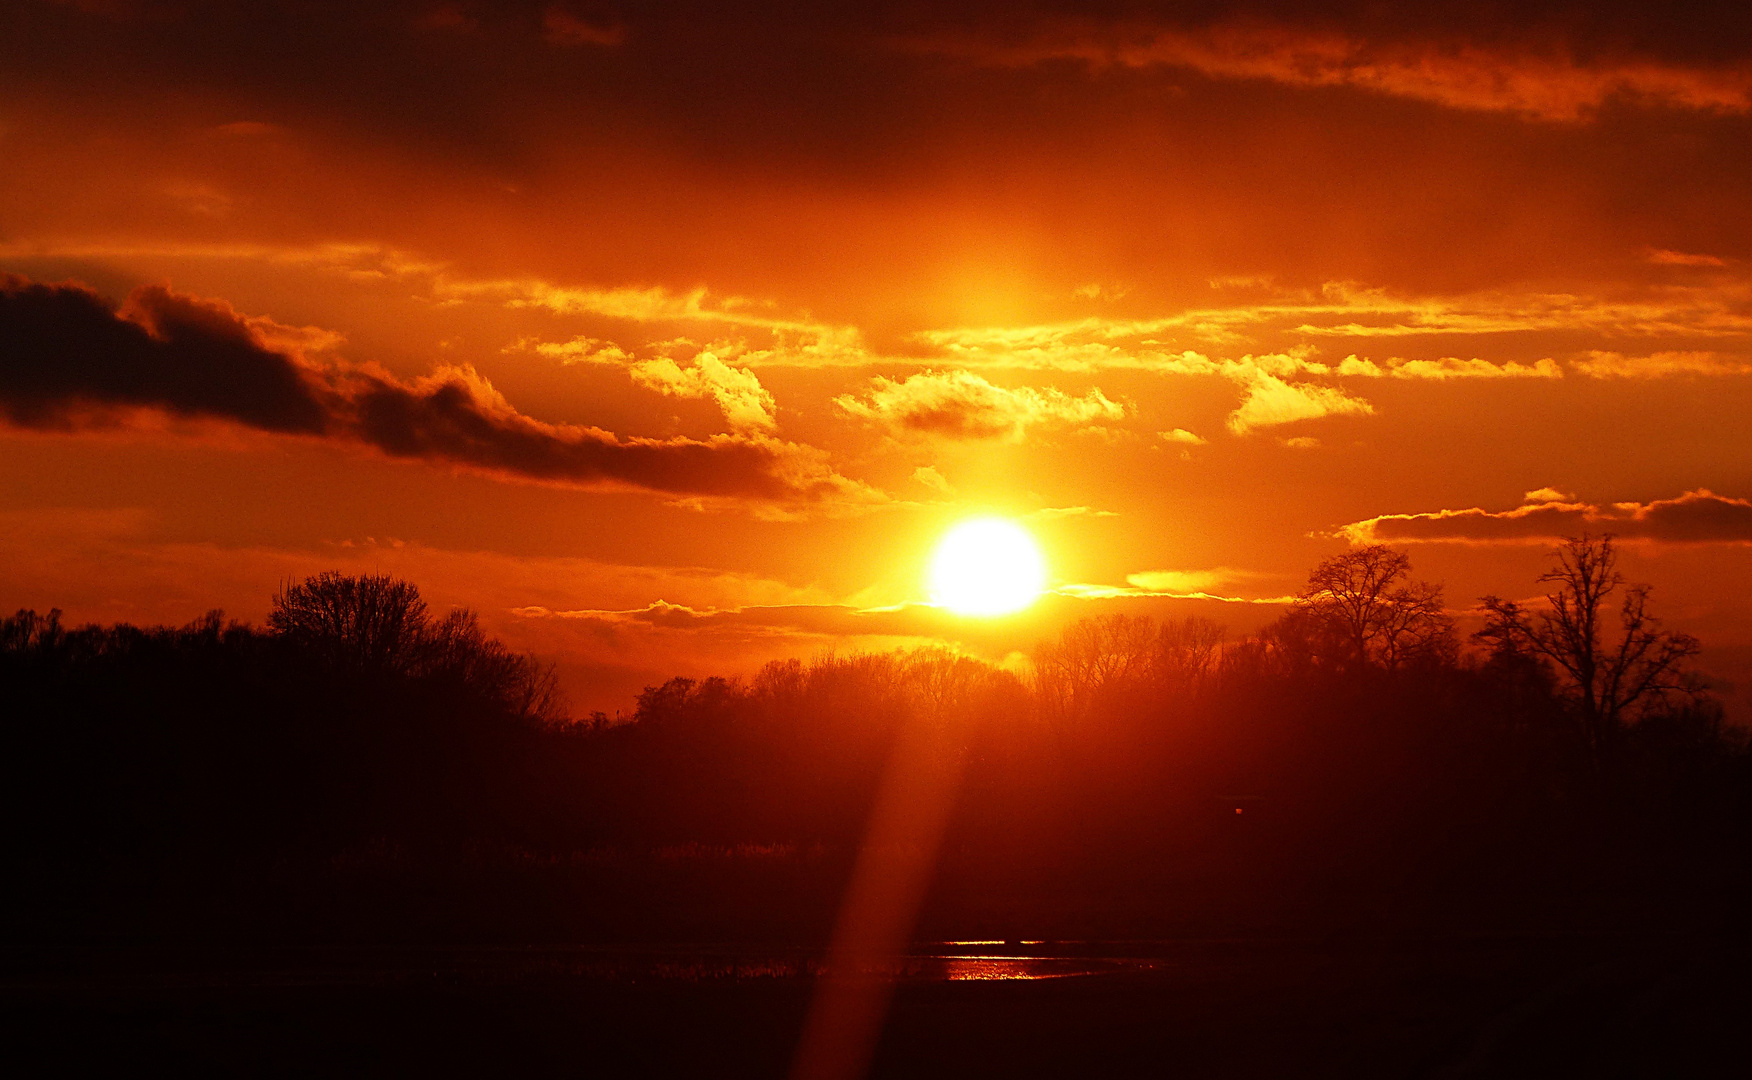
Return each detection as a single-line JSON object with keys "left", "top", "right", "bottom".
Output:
{"left": 541, "top": 6, "right": 625, "bottom": 47}
{"left": 1335, "top": 355, "right": 1563, "bottom": 380}
{"left": 1340, "top": 489, "right": 1752, "bottom": 545}
{"left": 900, "top": 19, "right": 1752, "bottom": 120}
{"left": 1572, "top": 350, "right": 1752, "bottom": 379}
{"left": 1648, "top": 249, "right": 1729, "bottom": 267}
{"left": 521, "top": 336, "right": 633, "bottom": 366}
{"left": 1026, "top": 505, "right": 1118, "bottom": 521}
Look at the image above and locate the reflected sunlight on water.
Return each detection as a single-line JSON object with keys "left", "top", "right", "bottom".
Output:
{"left": 550, "top": 948, "right": 1153, "bottom": 983}
{"left": 937, "top": 956, "right": 1127, "bottom": 981}
{"left": 3, "top": 945, "right": 1172, "bottom": 993}
{"left": 574, "top": 946, "right": 1157, "bottom": 983}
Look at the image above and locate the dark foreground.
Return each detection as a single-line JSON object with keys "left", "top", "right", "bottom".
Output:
{"left": 6, "top": 936, "right": 1748, "bottom": 1079}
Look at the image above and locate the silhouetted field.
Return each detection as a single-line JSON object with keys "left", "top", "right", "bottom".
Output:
{"left": 6, "top": 937, "right": 1752, "bottom": 1077}
{"left": 4, "top": 541, "right": 1749, "bottom": 1074}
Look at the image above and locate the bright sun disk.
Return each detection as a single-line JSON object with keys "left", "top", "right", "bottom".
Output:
{"left": 929, "top": 518, "right": 1047, "bottom": 616}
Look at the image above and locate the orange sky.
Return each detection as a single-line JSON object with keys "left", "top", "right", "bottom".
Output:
{"left": 3, "top": 0, "right": 1750, "bottom": 715}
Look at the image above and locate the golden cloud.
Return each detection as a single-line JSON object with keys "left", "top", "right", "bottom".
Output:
{"left": 1226, "top": 373, "right": 1373, "bottom": 434}
{"left": 835, "top": 369, "right": 1127, "bottom": 441}
{"left": 630, "top": 353, "right": 778, "bottom": 433}
{"left": 1572, "top": 350, "right": 1752, "bottom": 379}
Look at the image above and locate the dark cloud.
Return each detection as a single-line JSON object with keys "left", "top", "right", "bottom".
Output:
{"left": 0, "top": 275, "right": 876, "bottom": 505}
{"left": 8, "top": 1, "right": 1752, "bottom": 312}
{"left": 0, "top": 273, "right": 330, "bottom": 432}
{"left": 890, "top": 4, "right": 1752, "bottom": 119}
{"left": 1344, "top": 489, "right": 1752, "bottom": 545}
{"left": 10, "top": 2, "right": 1750, "bottom": 168}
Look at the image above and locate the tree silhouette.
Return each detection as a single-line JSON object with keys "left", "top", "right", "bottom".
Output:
{"left": 269, "top": 572, "right": 429, "bottom": 674}
{"left": 265, "top": 572, "right": 564, "bottom": 719}
{"left": 1156, "top": 616, "right": 1226, "bottom": 689}
{"left": 1294, "top": 545, "right": 1454, "bottom": 670}
{"left": 1031, "top": 614, "right": 1157, "bottom": 722}
{"left": 423, "top": 608, "right": 564, "bottom": 720}
{"left": 1477, "top": 534, "right": 1701, "bottom": 752}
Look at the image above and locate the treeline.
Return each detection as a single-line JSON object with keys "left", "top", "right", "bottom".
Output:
{"left": 2, "top": 574, "right": 579, "bottom": 937}
{"left": 2, "top": 539, "right": 1747, "bottom": 943}
{"left": 602, "top": 537, "right": 1743, "bottom": 938}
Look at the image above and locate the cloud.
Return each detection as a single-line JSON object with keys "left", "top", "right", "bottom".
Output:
{"left": 1126, "top": 569, "right": 1225, "bottom": 593}
{"left": 1026, "top": 506, "right": 1118, "bottom": 521}
{"left": 629, "top": 353, "right": 777, "bottom": 432}
{"left": 835, "top": 369, "right": 1127, "bottom": 441}
{"left": 923, "top": 281, "right": 1752, "bottom": 365}
{"left": 412, "top": 4, "right": 475, "bottom": 33}
{"left": 1159, "top": 428, "right": 1207, "bottom": 445}
{"left": 911, "top": 465, "right": 953, "bottom": 494}
{"left": 20, "top": 239, "right": 1752, "bottom": 380}
{"left": 0, "top": 275, "right": 879, "bottom": 510}
{"left": 523, "top": 336, "right": 633, "bottom": 366}
{"left": 541, "top": 6, "right": 624, "bottom": 47}
{"left": 1648, "top": 249, "right": 1729, "bottom": 267}
{"left": 903, "top": 18, "right": 1752, "bottom": 120}
{"left": 515, "top": 335, "right": 791, "bottom": 434}
{"left": 450, "top": 279, "right": 869, "bottom": 368}
{"left": 1061, "top": 582, "right": 1293, "bottom": 605}
{"left": 1226, "top": 372, "right": 1373, "bottom": 434}
{"left": 1279, "top": 436, "right": 1321, "bottom": 449}
{"left": 1572, "top": 350, "right": 1752, "bottom": 378}
{"left": 1335, "top": 355, "right": 1563, "bottom": 380}
{"left": 886, "top": 341, "right": 1377, "bottom": 438}
{"left": 515, "top": 589, "right": 1292, "bottom": 677}
{"left": 0, "top": 273, "right": 332, "bottom": 433}
{"left": 1341, "top": 489, "right": 1752, "bottom": 545}
{"left": 517, "top": 599, "right": 1012, "bottom": 655}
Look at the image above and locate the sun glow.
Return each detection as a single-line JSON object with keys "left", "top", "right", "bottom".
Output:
{"left": 928, "top": 518, "right": 1047, "bottom": 616}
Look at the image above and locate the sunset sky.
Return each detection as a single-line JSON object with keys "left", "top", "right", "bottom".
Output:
{"left": 3, "top": 0, "right": 1750, "bottom": 715}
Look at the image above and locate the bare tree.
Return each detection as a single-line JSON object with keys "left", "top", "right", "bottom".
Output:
{"left": 1155, "top": 616, "right": 1226, "bottom": 689}
{"left": 422, "top": 607, "right": 567, "bottom": 722}
{"left": 1477, "top": 534, "right": 1701, "bottom": 750}
{"left": 1295, "top": 545, "right": 1455, "bottom": 670}
{"left": 1, "top": 608, "right": 64, "bottom": 656}
{"left": 1032, "top": 614, "right": 1159, "bottom": 721}
{"left": 269, "top": 572, "right": 430, "bottom": 675}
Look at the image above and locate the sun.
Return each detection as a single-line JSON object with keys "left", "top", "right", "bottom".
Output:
{"left": 928, "top": 518, "right": 1048, "bottom": 616}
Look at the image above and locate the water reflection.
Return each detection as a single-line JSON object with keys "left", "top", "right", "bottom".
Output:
{"left": 3, "top": 943, "right": 1167, "bottom": 992}
{"left": 936, "top": 956, "right": 1126, "bottom": 981}
{"left": 476, "top": 946, "right": 1152, "bottom": 983}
